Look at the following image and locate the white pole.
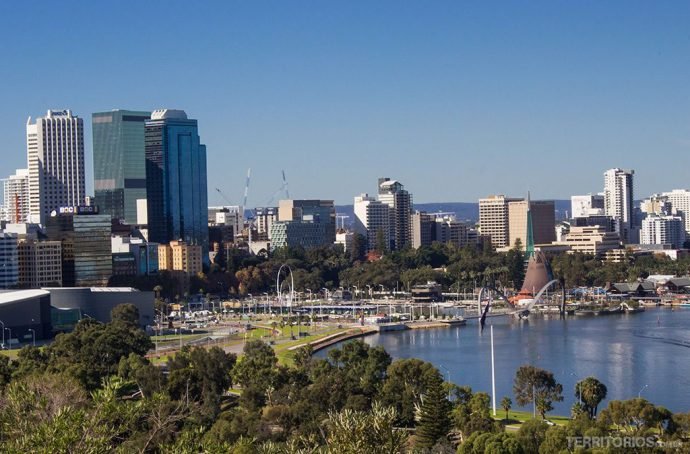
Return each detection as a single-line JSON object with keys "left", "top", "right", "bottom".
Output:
{"left": 491, "top": 324, "right": 497, "bottom": 416}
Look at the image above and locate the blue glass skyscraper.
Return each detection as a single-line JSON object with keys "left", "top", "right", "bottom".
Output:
{"left": 145, "top": 110, "right": 209, "bottom": 265}
{"left": 93, "top": 110, "right": 151, "bottom": 224}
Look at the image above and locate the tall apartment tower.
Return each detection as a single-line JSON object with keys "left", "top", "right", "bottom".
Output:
{"left": 640, "top": 214, "right": 686, "bottom": 249}
{"left": 2, "top": 169, "right": 30, "bottom": 223}
{"left": 661, "top": 189, "right": 690, "bottom": 235}
{"left": 479, "top": 195, "right": 521, "bottom": 249}
{"left": 145, "top": 110, "right": 209, "bottom": 264}
{"left": 27, "top": 110, "right": 86, "bottom": 225}
{"left": 378, "top": 178, "right": 412, "bottom": 250}
{"left": 353, "top": 194, "right": 391, "bottom": 252}
{"left": 93, "top": 110, "right": 151, "bottom": 224}
{"left": 603, "top": 168, "right": 634, "bottom": 242}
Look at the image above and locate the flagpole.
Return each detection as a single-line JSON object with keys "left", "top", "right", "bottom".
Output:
{"left": 491, "top": 324, "right": 496, "bottom": 416}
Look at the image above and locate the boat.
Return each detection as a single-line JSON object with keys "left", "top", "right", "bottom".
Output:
{"left": 440, "top": 317, "right": 467, "bottom": 326}
{"left": 679, "top": 302, "right": 690, "bottom": 308}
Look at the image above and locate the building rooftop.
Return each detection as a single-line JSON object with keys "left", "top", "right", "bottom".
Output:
{"left": 150, "top": 109, "right": 187, "bottom": 120}
{"left": 0, "top": 289, "right": 50, "bottom": 305}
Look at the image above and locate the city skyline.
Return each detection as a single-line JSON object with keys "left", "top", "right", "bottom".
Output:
{"left": 1, "top": 2, "right": 689, "bottom": 205}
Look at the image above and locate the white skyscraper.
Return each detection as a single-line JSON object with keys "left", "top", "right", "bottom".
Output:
{"left": 354, "top": 193, "right": 390, "bottom": 252}
{"left": 27, "top": 110, "right": 85, "bottom": 225}
{"left": 661, "top": 189, "right": 690, "bottom": 235}
{"left": 377, "top": 178, "right": 413, "bottom": 250}
{"left": 641, "top": 214, "right": 685, "bottom": 249}
{"left": 1, "top": 168, "right": 30, "bottom": 223}
{"left": 603, "top": 168, "right": 634, "bottom": 242}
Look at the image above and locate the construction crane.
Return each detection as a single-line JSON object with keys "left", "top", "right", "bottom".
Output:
{"left": 215, "top": 187, "right": 234, "bottom": 205}
{"left": 265, "top": 170, "right": 290, "bottom": 206}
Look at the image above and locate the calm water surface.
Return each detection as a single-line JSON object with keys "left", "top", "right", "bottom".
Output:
{"left": 318, "top": 307, "right": 690, "bottom": 414}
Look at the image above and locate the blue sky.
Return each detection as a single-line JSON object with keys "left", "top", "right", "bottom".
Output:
{"left": 1, "top": 1, "right": 689, "bottom": 205}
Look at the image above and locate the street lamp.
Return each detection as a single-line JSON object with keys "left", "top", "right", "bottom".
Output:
{"left": 321, "top": 288, "right": 329, "bottom": 324}
{"left": 638, "top": 384, "right": 649, "bottom": 398}
{"left": 28, "top": 328, "right": 36, "bottom": 347}
{"left": 439, "top": 364, "right": 452, "bottom": 400}
{"left": 4, "top": 328, "right": 11, "bottom": 350}
{"left": 570, "top": 372, "right": 581, "bottom": 405}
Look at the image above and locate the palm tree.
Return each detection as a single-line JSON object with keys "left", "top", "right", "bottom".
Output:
{"left": 501, "top": 396, "right": 512, "bottom": 420}
{"left": 575, "top": 377, "right": 607, "bottom": 419}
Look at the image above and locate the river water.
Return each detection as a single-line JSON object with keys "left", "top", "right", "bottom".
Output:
{"left": 318, "top": 307, "right": 690, "bottom": 414}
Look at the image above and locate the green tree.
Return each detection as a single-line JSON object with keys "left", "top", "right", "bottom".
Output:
{"left": 233, "top": 340, "right": 280, "bottom": 408}
{"left": 0, "top": 354, "right": 14, "bottom": 390}
{"left": 325, "top": 402, "right": 408, "bottom": 453}
{"left": 110, "top": 303, "right": 141, "bottom": 327}
{"left": 501, "top": 396, "right": 512, "bottom": 420}
{"left": 379, "top": 358, "right": 441, "bottom": 427}
{"left": 575, "top": 376, "right": 607, "bottom": 419}
{"left": 515, "top": 418, "right": 549, "bottom": 453}
{"left": 598, "top": 398, "right": 670, "bottom": 435}
{"left": 414, "top": 372, "right": 451, "bottom": 449}
{"left": 167, "top": 346, "right": 236, "bottom": 415}
{"left": 45, "top": 309, "right": 153, "bottom": 390}
{"left": 459, "top": 432, "right": 524, "bottom": 454}
{"left": 375, "top": 228, "right": 388, "bottom": 254}
{"left": 453, "top": 390, "right": 498, "bottom": 440}
{"left": 513, "top": 365, "right": 563, "bottom": 419}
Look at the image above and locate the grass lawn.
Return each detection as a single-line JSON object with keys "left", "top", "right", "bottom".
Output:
{"left": 0, "top": 349, "right": 20, "bottom": 360}
{"left": 151, "top": 333, "right": 207, "bottom": 342}
{"left": 495, "top": 409, "right": 570, "bottom": 427}
{"left": 273, "top": 327, "right": 347, "bottom": 365}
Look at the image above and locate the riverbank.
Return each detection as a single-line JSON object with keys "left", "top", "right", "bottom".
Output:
{"left": 288, "top": 326, "right": 378, "bottom": 354}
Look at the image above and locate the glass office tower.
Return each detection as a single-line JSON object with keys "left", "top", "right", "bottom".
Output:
{"left": 93, "top": 110, "right": 151, "bottom": 224}
{"left": 145, "top": 110, "right": 209, "bottom": 265}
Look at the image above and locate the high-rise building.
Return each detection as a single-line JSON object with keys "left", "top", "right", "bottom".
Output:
{"left": 2, "top": 169, "right": 30, "bottom": 223}
{"left": 378, "top": 178, "right": 412, "bottom": 250}
{"left": 479, "top": 195, "right": 521, "bottom": 249}
{"left": 145, "top": 110, "right": 209, "bottom": 263}
{"left": 640, "top": 214, "right": 686, "bottom": 249}
{"left": 0, "top": 232, "right": 19, "bottom": 289}
{"left": 158, "top": 241, "right": 202, "bottom": 275}
{"left": 571, "top": 193, "right": 605, "bottom": 219}
{"left": 17, "top": 240, "right": 63, "bottom": 287}
{"left": 603, "top": 168, "right": 634, "bottom": 242}
{"left": 640, "top": 194, "right": 672, "bottom": 216}
{"left": 353, "top": 193, "right": 390, "bottom": 252}
{"left": 46, "top": 209, "right": 112, "bottom": 287}
{"left": 278, "top": 199, "right": 336, "bottom": 243}
{"left": 412, "top": 211, "right": 435, "bottom": 249}
{"left": 93, "top": 110, "right": 151, "bottom": 224}
{"left": 111, "top": 236, "right": 159, "bottom": 276}
{"left": 269, "top": 221, "right": 330, "bottom": 251}
{"left": 254, "top": 207, "right": 278, "bottom": 240}
{"left": 435, "top": 216, "right": 472, "bottom": 248}
{"left": 508, "top": 199, "right": 556, "bottom": 249}
{"left": 27, "top": 110, "right": 85, "bottom": 225}
{"left": 335, "top": 231, "right": 354, "bottom": 252}
{"left": 660, "top": 189, "right": 690, "bottom": 235}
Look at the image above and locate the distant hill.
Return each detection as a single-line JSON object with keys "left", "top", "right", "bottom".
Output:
{"left": 335, "top": 200, "right": 571, "bottom": 228}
